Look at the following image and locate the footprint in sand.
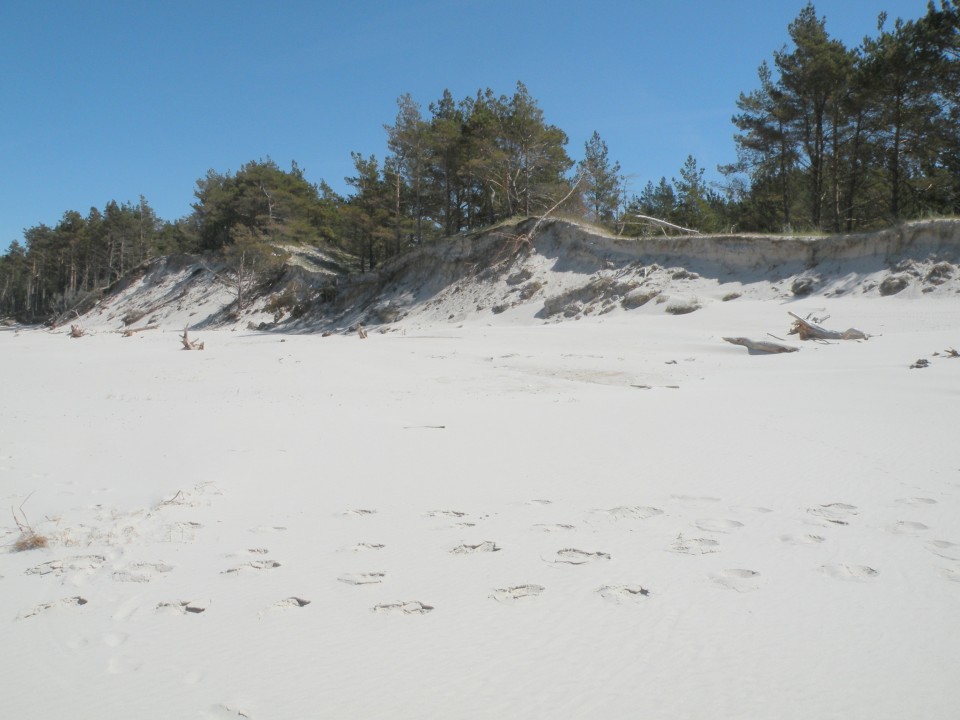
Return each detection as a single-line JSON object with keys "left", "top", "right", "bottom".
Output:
{"left": 156, "top": 600, "right": 207, "bottom": 615}
{"left": 107, "top": 655, "right": 143, "bottom": 674}
{"left": 249, "top": 525, "right": 287, "bottom": 534}
{"left": 372, "top": 600, "right": 434, "bottom": 615}
{"left": 260, "top": 597, "right": 311, "bottom": 617}
{"left": 491, "top": 585, "right": 545, "bottom": 603}
{"left": 17, "top": 596, "right": 88, "bottom": 619}
{"left": 102, "top": 632, "right": 128, "bottom": 647}
{"left": 427, "top": 509, "right": 467, "bottom": 518}
{"left": 807, "top": 503, "right": 858, "bottom": 525}
{"left": 895, "top": 497, "right": 938, "bottom": 507}
{"left": 271, "top": 597, "right": 310, "bottom": 609}
{"left": 221, "top": 560, "right": 281, "bottom": 575}
{"left": 598, "top": 585, "right": 650, "bottom": 603}
{"left": 26, "top": 555, "right": 106, "bottom": 578}
{"left": 533, "top": 523, "right": 576, "bottom": 532}
{"left": 112, "top": 562, "right": 174, "bottom": 583}
{"left": 203, "top": 704, "right": 253, "bottom": 719}
{"left": 341, "top": 542, "right": 385, "bottom": 552}
{"left": 162, "top": 521, "right": 203, "bottom": 543}
{"left": 588, "top": 506, "right": 664, "bottom": 523}
{"left": 338, "top": 572, "right": 385, "bottom": 585}
{"left": 925, "top": 540, "right": 960, "bottom": 561}
{"left": 885, "top": 521, "right": 929, "bottom": 535}
{"left": 528, "top": 499, "right": 552, "bottom": 506}
{"left": 940, "top": 567, "right": 960, "bottom": 582}
{"left": 710, "top": 569, "right": 761, "bottom": 592}
{"left": 672, "top": 495, "right": 722, "bottom": 504}
{"left": 450, "top": 541, "right": 501, "bottom": 554}
{"left": 819, "top": 563, "right": 879, "bottom": 581}
{"left": 549, "top": 548, "right": 611, "bottom": 565}
{"left": 668, "top": 535, "right": 720, "bottom": 555}
{"left": 778, "top": 533, "right": 826, "bottom": 546}
{"left": 694, "top": 518, "right": 744, "bottom": 533}
{"left": 342, "top": 508, "right": 377, "bottom": 517}
{"left": 729, "top": 505, "right": 773, "bottom": 514}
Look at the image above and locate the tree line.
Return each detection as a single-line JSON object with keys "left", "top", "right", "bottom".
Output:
{"left": 1, "top": 2, "right": 956, "bottom": 320}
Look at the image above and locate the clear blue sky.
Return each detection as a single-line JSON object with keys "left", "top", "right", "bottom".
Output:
{"left": 0, "top": 0, "right": 932, "bottom": 251}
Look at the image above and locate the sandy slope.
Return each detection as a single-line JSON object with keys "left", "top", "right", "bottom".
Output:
{"left": 2, "top": 295, "right": 959, "bottom": 719}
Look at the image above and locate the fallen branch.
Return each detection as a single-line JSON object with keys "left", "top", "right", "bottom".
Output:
{"left": 181, "top": 326, "right": 204, "bottom": 350}
{"left": 787, "top": 312, "right": 869, "bottom": 340}
{"left": 633, "top": 214, "right": 701, "bottom": 236}
{"left": 723, "top": 337, "right": 799, "bottom": 354}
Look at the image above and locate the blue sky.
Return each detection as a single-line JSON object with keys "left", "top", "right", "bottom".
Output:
{"left": 0, "top": 0, "right": 932, "bottom": 251}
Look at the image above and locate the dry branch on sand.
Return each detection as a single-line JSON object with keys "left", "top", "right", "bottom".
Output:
{"left": 69, "top": 324, "right": 85, "bottom": 338}
{"left": 723, "top": 337, "right": 799, "bottom": 354}
{"left": 11, "top": 493, "right": 49, "bottom": 552}
{"left": 181, "top": 326, "right": 205, "bottom": 350}
{"left": 787, "top": 312, "right": 869, "bottom": 341}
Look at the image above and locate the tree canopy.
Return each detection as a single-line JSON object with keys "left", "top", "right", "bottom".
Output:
{"left": 2, "top": 2, "right": 957, "bottom": 320}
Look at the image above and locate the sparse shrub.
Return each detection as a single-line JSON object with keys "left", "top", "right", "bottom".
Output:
{"left": 722, "top": 292, "right": 741, "bottom": 302}
{"left": 621, "top": 289, "right": 658, "bottom": 309}
{"left": 664, "top": 297, "right": 701, "bottom": 315}
{"left": 518, "top": 281, "right": 543, "bottom": 300}
{"left": 14, "top": 530, "right": 49, "bottom": 552}
{"left": 791, "top": 276, "right": 817, "bottom": 296}
{"left": 879, "top": 275, "right": 909, "bottom": 296}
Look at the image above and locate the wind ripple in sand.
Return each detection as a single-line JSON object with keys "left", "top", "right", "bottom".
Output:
{"left": 372, "top": 601, "right": 434, "bottom": 615}
{"left": 598, "top": 585, "right": 650, "bottom": 603}
{"left": 491, "top": 584, "right": 545, "bottom": 603}
{"left": 819, "top": 563, "right": 879, "bottom": 581}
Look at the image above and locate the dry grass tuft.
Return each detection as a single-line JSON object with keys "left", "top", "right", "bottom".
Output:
{"left": 13, "top": 530, "right": 49, "bottom": 552}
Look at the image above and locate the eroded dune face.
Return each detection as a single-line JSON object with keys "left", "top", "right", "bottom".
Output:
{"left": 3, "top": 224, "right": 959, "bottom": 720}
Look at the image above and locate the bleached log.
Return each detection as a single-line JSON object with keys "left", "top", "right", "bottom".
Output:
{"left": 787, "top": 312, "right": 868, "bottom": 340}
{"left": 723, "top": 337, "right": 798, "bottom": 354}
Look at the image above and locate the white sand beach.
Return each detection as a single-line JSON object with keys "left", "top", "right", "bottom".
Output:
{"left": 2, "top": 286, "right": 958, "bottom": 719}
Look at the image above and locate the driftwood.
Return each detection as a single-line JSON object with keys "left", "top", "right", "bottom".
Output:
{"left": 723, "top": 337, "right": 799, "bottom": 354}
{"left": 357, "top": 325, "right": 368, "bottom": 339}
{"left": 181, "top": 326, "right": 204, "bottom": 350}
{"left": 69, "top": 324, "right": 85, "bottom": 338}
{"left": 121, "top": 326, "right": 158, "bottom": 337}
{"left": 632, "top": 214, "right": 701, "bottom": 236}
{"left": 787, "top": 312, "right": 869, "bottom": 341}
